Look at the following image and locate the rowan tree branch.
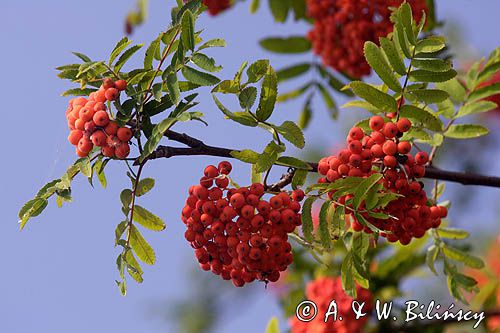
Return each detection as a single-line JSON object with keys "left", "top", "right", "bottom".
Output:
{"left": 141, "top": 129, "right": 500, "bottom": 189}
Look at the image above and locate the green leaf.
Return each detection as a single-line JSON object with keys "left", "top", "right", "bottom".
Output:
{"left": 114, "top": 44, "right": 144, "bottom": 72}
{"left": 408, "top": 89, "right": 449, "bottom": 104}
{"left": 239, "top": 86, "right": 258, "bottom": 109}
{"left": 265, "top": 317, "right": 280, "bottom": 333}
{"left": 120, "top": 189, "right": 133, "bottom": 208}
{"left": 180, "top": 9, "right": 195, "bottom": 51}
{"left": 456, "top": 101, "right": 497, "bottom": 118}
{"left": 259, "top": 36, "right": 311, "bottom": 54}
{"left": 133, "top": 206, "right": 166, "bottom": 231}
{"left": 341, "top": 252, "right": 357, "bottom": 298}
{"left": 212, "top": 94, "right": 258, "bottom": 127}
{"left": 318, "top": 201, "right": 333, "bottom": 250}
{"left": 256, "top": 66, "right": 278, "bottom": 121}
{"left": 399, "top": 3, "right": 416, "bottom": 45}
{"left": 411, "top": 58, "right": 452, "bottom": 72}
{"left": 191, "top": 53, "right": 222, "bottom": 72}
{"left": 129, "top": 225, "right": 156, "bottom": 265}
{"left": 442, "top": 245, "right": 484, "bottom": 269}
{"left": 379, "top": 37, "right": 406, "bottom": 75}
{"left": 61, "top": 88, "right": 97, "bottom": 97}
{"left": 350, "top": 81, "right": 397, "bottom": 113}
{"left": 72, "top": 52, "right": 91, "bottom": 62}
{"left": 268, "top": 0, "right": 289, "bottom": 22}
{"left": 317, "top": 83, "right": 338, "bottom": 119}
{"left": 276, "top": 63, "right": 311, "bottom": 82}
{"left": 231, "top": 150, "right": 260, "bottom": 163}
{"left": 140, "top": 117, "right": 178, "bottom": 162}
{"left": 78, "top": 158, "right": 92, "bottom": 178}
{"left": 364, "top": 41, "right": 401, "bottom": 92}
{"left": 136, "top": 178, "right": 155, "bottom": 197}
{"left": 399, "top": 105, "right": 443, "bottom": 131}
{"left": 18, "top": 198, "right": 48, "bottom": 230}
{"left": 115, "top": 221, "right": 128, "bottom": 245}
{"left": 276, "top": 121, "right": 305, "bottom": 148}
{"left": 416, "top": 36, "right": 446, "bottom": 53}
{"left": 255, "top": 141, "right": 285, "bottom": 172}
{"left": 409, "top": 69, "right": 457, "bottom": 83}
{"left": 301, "top": 197, "right": 315, "bottom": 242}
{"left": 125, "top": 250, "right": 144, "bottom": 283}
{"left": 277, "top": 82, "right": 312, "bottom": 103}
{"left": 197, "top": 38, "right": 226, "bottom": 50}
{"left": 182, "top": 66, "right": 220, "bottom": 86}
{"left": 276, "top": 156, "right": 311, "bottom": 170}
{"left": 426, "top": 244, "right": 439, "bottom": 275}
{"left": 212, "top": 80, "right": 240, "bottom": 94}
{"left": 166, "top": 72, "right": 181, "bottom": 105}
{"left": 249, "top": 0, "right": 260, "bottom": 13}
{"left": 353, "top": 174, "right": 383, "bottom": 210}
{"left": 298, "top": 94, "right": 312, "bottom": 129}
{"left": 144, "top": 36, "right": 161, "bottom": 69}
{"left": 468, "top": 82, "right": 500, "bottom": 103}
{"left": 436, "top": 79, "right": 467, "bottom": 103}
{"left": 444, "top": 124, "right": 489, "bottom": 139}
{"left": 437, "top": 228, "right": 470, "bottom": 240}
{"left": 247, "top": 59, "right": 270, "bottom": 83}
{"left": 109, "top": 37, "right": 132, "bottom": 65}
{"left": 292, "top": 169, "right": 308, "bottom": 189}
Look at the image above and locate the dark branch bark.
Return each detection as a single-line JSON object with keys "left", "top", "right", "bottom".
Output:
{"left": 141, "top": 129, "right": 500, "bottom": 189}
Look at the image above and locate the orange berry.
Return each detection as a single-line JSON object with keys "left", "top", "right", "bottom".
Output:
{"left": 76, "top": 148, "right": 88, "bottom": 158}
{"left": 115, "top": 143, "right": 130, "bottom": 159}
{"left": 94, "top": 90, "right": 106, "bottom": 103}
{"left": 78, "top": 107, "right": 95, "bottom": 122}
{"left": 91, "top": 130, "right": 107, "bottom": 147}
{"left": 102, "top": 78, "right": 115, "bottom": 90}
{"left": 78, "top": 137, "right": 93, "bottom": 154}
{"left": 117, "top": 127, "right": 133, "bottom": 141}
{"left": 105, "top": 88, "right": 119, "bottom": 101}
{"left": 102, "top": 145, "right": 115, "bottom": 157}
{"left": 115, "top": 80, "right": 127, "bottom": 91}
{"left": 104, "top": 121, "right": 119, "bottom": 136}
{"left": 93, "top": 110, "right": 110, "bottom": 127}
{"left": 75, "top": 118, "right": 86, "bottom": 131}
{"left": 68, "top": 130, "right": 83, "bottom": 146}
{"left": 106, "top": 135, "right": 121, "bottom": 148}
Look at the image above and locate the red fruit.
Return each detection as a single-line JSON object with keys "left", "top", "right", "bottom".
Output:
{"left": 415, "top": 151, "right": 429, "bottom": 165}
{"left": 369, "top": 116, "right": 385, "bottom": 131}
{"left": 218, "top": 161, "right": 232, "bottom": 174}
{"left": 93, "top": 102, "right": 106, "bottom": 111}
{"left": 230, "top": 193, "right": 245, "bottom": 208}
{"left": 115, "top": 80, "right": 127, "bottom": 91}
{"left": 117, "top": 127, "right": 133, "bottom": 142}
{"left": 76, "top": 148, "right": 88, "bottom": 157}
{"left": 397, "top": 118, "right": 412, "bottom": 132}
{"left": 105, "top": 88, "right": 119, "bottom": 101}
{"left": 348, "top": 127, "right": 364, "bottom": 140}
{"left": 93, "top": 110, "right": 110, "bottom": 127}
{"left": 78, "top": 107, "right": 94, "bottom": 122}
{"left": 291, "top": 189, "right": 305, "bottom": 202}
{"left": 383, "top": 122, "right": 398, "bottom": 138}
{"left": 102, "top": 78, "right": 115, "bottom": 90}
{"left": 382, "top": 141, "right": 397, "bottom": 156}
{"left": 115, "top": 143, "right": 130, "bottom": 159}
{"left": 78, "top": 137, "right": 93, "bottom": 154}
{"left": 383, "top": 155, "right": 397, "bottom": 168}
{"left": 91, "top": 130, "right": 107, "bottom": 147}
{"left": 74, "top": 118, "right": 85, "bottom": 131}
{"left": 102, "top": 145, "right": 115, "bottom": 157}
{"left": 397, "top": 141, "right": 412, "bottom": 154}
{"left": 104, "top": 122, "right": 119, "bottom": 135}
{"left": 68, "top": 130, "right": 83, "bottom": 146}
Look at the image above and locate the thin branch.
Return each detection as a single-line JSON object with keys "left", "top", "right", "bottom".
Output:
{"left": 140, "top": 129, "right": 500, "bottom": 188}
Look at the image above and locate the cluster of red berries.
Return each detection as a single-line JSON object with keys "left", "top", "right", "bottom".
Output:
{"left": 181, "top": 161, "right": 305, "bottom": 287}
{"left": 306, "top": 0, "right": 427, "bottom": 78}
{"left": 65, "top": 78, "right": 133, "bottom": 159}
{"left": 289, "top": 276, "right": 373, "bottom": 333}
{"left": 317, "top": 115, "right": 448, "bottom": 245}
{"left": 202, "top": 0, "right": 231, "bottom": 16}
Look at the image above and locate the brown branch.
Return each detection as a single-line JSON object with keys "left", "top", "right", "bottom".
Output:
{"left": 140, "top": 129, "right": 500, "bottom": 188}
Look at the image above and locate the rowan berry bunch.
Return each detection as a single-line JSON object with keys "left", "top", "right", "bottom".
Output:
{"left": 181, "top": 161, "right": 304, "bottom": 287}
{"left": 202, "top": 0, "right": 231, "bottom": 16}
{"left": 65, "top": 78, "right": 133, "bottom": 159}
{"left": 289, "top": 276, "right": 373, "bottom": 333}
{"left": 317, "top": 115, "right": 448, "bottom": 245}
{"left": 306, "top": 0, "right": 427, "bottom": 78}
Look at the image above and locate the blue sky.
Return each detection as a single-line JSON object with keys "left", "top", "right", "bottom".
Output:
{"left": 0, "top": 1, "right": 499, "bottom": 332}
